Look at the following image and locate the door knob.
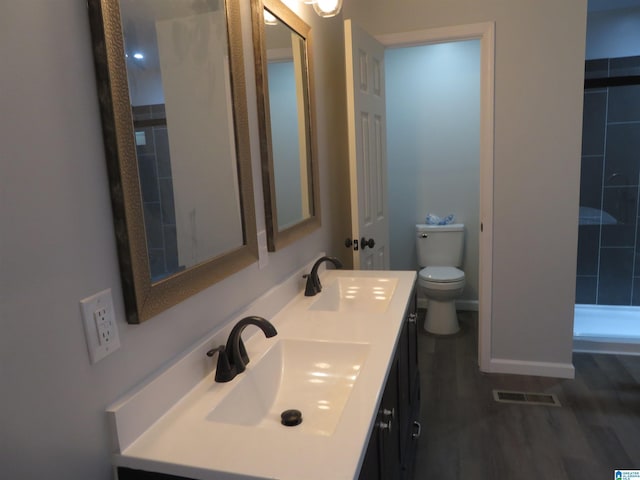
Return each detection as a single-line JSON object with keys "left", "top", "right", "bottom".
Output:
{"left": 345, "top": 238, "right": 359, "bottom": 251}
{"left": 382, "top": 408, "right": 395, "bottom": 420}
{"left": 378, "top": 419, "right": 392, "bottom": 433}
{"left": 361, "top": 237, "right": 375, "bottom": 249}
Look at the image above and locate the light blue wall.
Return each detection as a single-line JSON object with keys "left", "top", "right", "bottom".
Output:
{"left": 386, "top": 40, "right": 480, "bottom": 302}
{"left": 268, "top": 61, "right": 303, "bottom": 229}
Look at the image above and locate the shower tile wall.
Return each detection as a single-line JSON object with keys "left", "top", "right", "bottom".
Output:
{"left": 132, "top": 104, "right": 179, "bottom": 282}
{"left": 577, "top": 56, "right": 640, "bottom": 305}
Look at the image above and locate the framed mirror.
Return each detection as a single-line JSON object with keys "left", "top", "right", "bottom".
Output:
{"left": 251, "top": 0, "right": 321, "bottom": 251}
{"left": 88, "top": 0, "right": 258, "bottom": 324}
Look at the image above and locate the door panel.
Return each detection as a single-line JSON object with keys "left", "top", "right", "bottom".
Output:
{"left": 360, "top": 112, "right": 372, "bottom": 226}
{"left": 362, "top": 250, "right": 374, "bottom": 270}
{"left": 345, "top": 19, "right": 390, "bottom": 270}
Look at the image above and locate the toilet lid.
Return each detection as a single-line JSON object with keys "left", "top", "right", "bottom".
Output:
{"left": 419, "top": 266, "right": 465, "bottom": 283}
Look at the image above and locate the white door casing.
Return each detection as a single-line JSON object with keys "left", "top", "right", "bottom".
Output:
{"left": 377, "top": 23, "right": 495, "bottom": 372}
{"left": 344, "top": 19, "right": 390, "bottom": 270}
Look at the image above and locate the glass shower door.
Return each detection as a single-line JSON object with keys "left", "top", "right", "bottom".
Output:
{"left": 575, "top": 55, "right": 640, "bottom": 345}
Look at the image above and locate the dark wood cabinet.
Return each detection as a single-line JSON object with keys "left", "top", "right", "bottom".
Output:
{"left": 117, "top": 468, "right": 192, "bottom": 480}
{"left": 359, "top": 289, "right": 420, "bottom": 480}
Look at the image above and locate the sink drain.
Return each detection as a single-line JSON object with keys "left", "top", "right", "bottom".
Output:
{"left": 281, "top": 409, "right": 303, "bottom": 426}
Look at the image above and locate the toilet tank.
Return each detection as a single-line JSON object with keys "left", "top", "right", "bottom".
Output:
{"left": 415, "top": 224, "right": 465, "bottom": 267}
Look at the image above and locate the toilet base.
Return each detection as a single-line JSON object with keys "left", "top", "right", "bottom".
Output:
{"left": 424, "top": 299, "right": 460, "bottom": 335}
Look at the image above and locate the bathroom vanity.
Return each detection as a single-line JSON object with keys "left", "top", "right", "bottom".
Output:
{"left": 358, "top": 286, "right": 420, "bottom": 480}
{"left": 108, "top": 268, "right": 419, "bottom": 480}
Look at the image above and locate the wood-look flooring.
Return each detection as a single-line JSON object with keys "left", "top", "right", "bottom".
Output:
{"left": 413, "top": 310, "right": 640, "bottom": 480}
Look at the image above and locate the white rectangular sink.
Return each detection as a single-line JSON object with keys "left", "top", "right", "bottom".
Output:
{"left": 107, "top": 268, "right": 418, "bottom": 480}
{"left": 308, "top": 276, "right": 398, "bottom": 314}
{"left": 206, "top": 339, "right": 370, "bottom": 436}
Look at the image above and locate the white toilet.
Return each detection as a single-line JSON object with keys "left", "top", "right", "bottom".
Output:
{"left": 416, "top": 224, "right": 466, "bottom": 335}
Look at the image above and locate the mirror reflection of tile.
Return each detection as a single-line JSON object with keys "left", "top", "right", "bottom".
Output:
{"left": 133, "top": 104, "right": 180, "bottom": 282}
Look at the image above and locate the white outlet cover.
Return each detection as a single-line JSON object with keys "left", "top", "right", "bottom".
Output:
{"left": 80, "top": 288, "right": 121, "bottom": 364}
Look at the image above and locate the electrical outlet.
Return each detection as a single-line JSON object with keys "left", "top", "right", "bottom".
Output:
{"left": 80, "top": 289, "right": 120, "bottom": 364}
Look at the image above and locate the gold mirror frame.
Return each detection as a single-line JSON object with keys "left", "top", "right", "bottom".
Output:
{"left": 87, "top": 0, "right": 258, "bottom": 324}
{"left": 251, "top": 0, "right": 321, "bottom": 251}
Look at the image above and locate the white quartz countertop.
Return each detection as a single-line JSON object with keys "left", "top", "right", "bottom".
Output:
{"left": 111, "top": 269, "right": 417, "bottom": 480}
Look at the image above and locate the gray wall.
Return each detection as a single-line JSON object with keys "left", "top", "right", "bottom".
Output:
{"left": 343, "top": 0, "right": 587, "bottom": 365}
{"left": 1, "top": 0, "right": 588, "bottom": 476}
{"left": 0, "top": 1, "right": 348, "bottom": 478}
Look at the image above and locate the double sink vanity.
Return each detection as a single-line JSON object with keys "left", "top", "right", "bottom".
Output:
{"left": 87, "top": 0, "right": 421, "bottom": 475}
{"left": 109, "top": 266, "right": 420, "bottom": 480}
{"left": 88, "top": 0, "right": 421, "bottom": 476}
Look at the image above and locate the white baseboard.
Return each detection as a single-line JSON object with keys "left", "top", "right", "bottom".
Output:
{"left": 417, "top": 297, "right": 479, "bottom": 311}
{"left": 487, "top": 358, "right": 575, "bottom": 379}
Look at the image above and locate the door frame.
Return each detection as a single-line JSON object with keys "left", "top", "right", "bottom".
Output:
{"left": 377, "top": 22, "right": 495, "bottom": 372}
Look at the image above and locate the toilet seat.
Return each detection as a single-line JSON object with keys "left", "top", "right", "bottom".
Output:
{"left": 418, "top": 266, "right": 465, "bottom": 283}
{"left": 419, "top": 278, "right": 465, "bottom": 292}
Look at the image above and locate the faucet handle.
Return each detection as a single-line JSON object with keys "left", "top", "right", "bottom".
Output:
{"left": 206, "top": 345, "right": 225, "bottom": 357}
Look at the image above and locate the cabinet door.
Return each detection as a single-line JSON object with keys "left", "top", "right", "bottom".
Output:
{"left": 397, "top": 319, "right": 410, "bottom": 449}
{"left": 118, "top": 467, "right": 194, "bottom": 480}
{"left": 401, "top": 289, "right": 421, "bottom": 479}
{"left": 407, "top": 289, "right": 419, "bottom": 399}
{"left": 358, "top": 420, "right": 381, "bottom": 480}
{"left": 379, "top": 354, "right": 401, "bottom": 480}
{"left": 359, "top": 345, "right": 403, "bottom": 480}
{"left": 398, "top": 289, "right": 419, "bottom": 455}
{"left": 358, "top": 357, "right": 399, "bottom": 480}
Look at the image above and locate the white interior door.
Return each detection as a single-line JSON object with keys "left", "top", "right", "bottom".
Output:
{"left": 344, "top": 19, "right": 390, "bottom": 271}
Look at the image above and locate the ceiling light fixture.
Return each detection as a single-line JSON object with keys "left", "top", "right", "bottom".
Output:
{"left": 312, "top": 0, "right": 342, "bottom": 17}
